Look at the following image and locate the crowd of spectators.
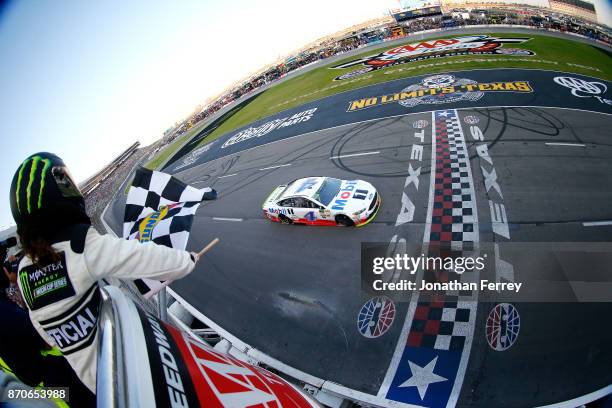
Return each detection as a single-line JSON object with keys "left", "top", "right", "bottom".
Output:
{"left": 405, "top": 7, "right": 612, "bottom": 41}
{"left": 83, "top": 147, "right": 152, "bottom": 233}
{"left": 164, "top": 6, "right": 610, "bottom": 142}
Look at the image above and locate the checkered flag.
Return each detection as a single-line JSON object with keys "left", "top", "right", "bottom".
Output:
{"left": 123, "top": 167, "right": 217, "bottom": 249}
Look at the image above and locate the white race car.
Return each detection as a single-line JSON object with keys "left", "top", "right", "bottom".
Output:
{"left": 263, "top": 177, "right": 381, "bottom": 226}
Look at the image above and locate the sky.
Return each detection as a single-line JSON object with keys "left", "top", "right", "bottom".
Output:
{"left": 0, "top": 0, "right": 610, "bottom": 229}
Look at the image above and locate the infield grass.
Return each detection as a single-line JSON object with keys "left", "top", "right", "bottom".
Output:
{"left": 147, "top": 32, "right": 611, "bottom": 168}
{"left": 145, "top": 119, "right": 211, "bottom": 170}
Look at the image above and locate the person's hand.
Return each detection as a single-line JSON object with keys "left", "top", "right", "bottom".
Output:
{"left": 3, "top": 266, "right": 16, "bottom": 284}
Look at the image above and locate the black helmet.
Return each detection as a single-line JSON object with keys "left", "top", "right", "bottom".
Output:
{"left": 10, "top": 152, "right": 89, "bottom": 231}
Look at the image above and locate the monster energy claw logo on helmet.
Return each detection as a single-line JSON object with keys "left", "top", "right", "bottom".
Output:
{"left": 10, "top": 152, "right": 84, "bottom": 227}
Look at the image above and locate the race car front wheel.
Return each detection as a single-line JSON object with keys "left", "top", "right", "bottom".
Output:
{"left": 336, "top": 214, "right": 354, "bottom": 227}
{"left": 279, "top": 214, "right": 293, "bottom": 224}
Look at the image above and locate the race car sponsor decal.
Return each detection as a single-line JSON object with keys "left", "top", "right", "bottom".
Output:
{"left": 357, "top": 296, "right": 396, "bottom": 338}
{"left": 486, "top": 303, "right": 520, "bottom": 351}
{"left": 319, "top": 208, "right": 332, "bottom": 218}
{"left": 19, "top": 252, "right": 76, "bottom": 311}
{"left": 331, "top": 180, "right": 360, "bottom": 210}
{"left": 332, "top": 35, "right": 534, "bottom": 80}
{"left": 267, "top": 207, "right": 293, "bottom": 216}
{"left": 347, "top": 74, "right": 532, "bottom": 111}
{"left": 553, "top": 76, "right": 612, "bottom": 106}
{"left": 222, "top": 108, "right": 317, "bottom": 149}
{"left": 295, "top": 178, "right": 319, "bottom": 193}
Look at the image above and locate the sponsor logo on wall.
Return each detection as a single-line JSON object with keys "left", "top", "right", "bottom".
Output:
{"left": 222, "top": 108, "right": 318, "bottom": 149}
{"left": 332, "top": 35, "right": 534, "bottom": 80}
{"left": 347, "top": 74, "right": 533, "bottom": 111}
{"left": 140, "top": 310, "right": 315, "bottom": 407}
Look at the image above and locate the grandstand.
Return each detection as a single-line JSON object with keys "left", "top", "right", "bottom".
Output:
{"left": 79, "top": 142, "right": 140, "bottom": 195}
{"left": 0, "top": 226, "right": 16, "bottom": 243}
{"left": 79, "top": 142, "right": 153, "bottom": 233}
{"left": 167, "top": 7, "right": 607, "bottom": 146}
{"left": 549, "top": 0, "right": 597, "bottom": 22}
{"left": 392, "top": 6, "right": 444, "bottom": 22}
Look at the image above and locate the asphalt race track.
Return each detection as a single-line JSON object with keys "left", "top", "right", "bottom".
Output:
{"left": 105, "top": 69, "right": 612, "bottom": 407}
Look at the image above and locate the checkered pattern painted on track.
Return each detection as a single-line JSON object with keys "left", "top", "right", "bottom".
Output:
{"left": 408, "top": 110, "right": 479, "bottom": 353}
{"left": 380, "top": 110, "right": 480, "bottom": 408}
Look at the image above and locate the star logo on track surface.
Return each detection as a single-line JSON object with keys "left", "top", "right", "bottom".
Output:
{"left": 398, "top": 356, "right": 448, "bottom": 400}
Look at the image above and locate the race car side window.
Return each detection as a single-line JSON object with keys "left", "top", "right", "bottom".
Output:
{"left": 304, "top": 199, "right": 323, "bottom": 209}
{"left": 293, "top": 197, "right": 308, "bottom": 208}
{"left": 278, "top": 198, "right": 295, "bottom": 207}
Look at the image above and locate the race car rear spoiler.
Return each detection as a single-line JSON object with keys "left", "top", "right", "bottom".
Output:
{"left": 97, "top": 285, "right": 320, "bottom": 407}
{"left": 263, "top": 184, "right": 288, "bottom": 205}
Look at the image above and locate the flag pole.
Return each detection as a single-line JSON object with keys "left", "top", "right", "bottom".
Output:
{"left": 146, "top": 238, "right": 220, "bottom": 302}
{"left": 197, "top": 237, "right": 220, "bottom": 258}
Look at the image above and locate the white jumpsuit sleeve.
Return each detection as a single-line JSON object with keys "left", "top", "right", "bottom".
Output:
{"left": 82, "top": 229, "right": 196, "bottom": 281}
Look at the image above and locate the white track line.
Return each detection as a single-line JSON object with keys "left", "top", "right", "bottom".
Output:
{"left": 536, "top": 384, "right": 612, "bottom": 408}
{"left": 330, "top": 151, "right": 380, "bottom": 160}
{"left": 212, "top": 217, "right": 243, "bottom": 222}
{"left": 583, "top": 221, "right": 612, "bottom": 227}
{"left": 218, "top": 173, "right": 238, "bottom": 178}
{"left": 545, "top": 142, "right": 586, "bottom": 147}
{"left": 259, "top": 163, "right": 292, "bottom": 171}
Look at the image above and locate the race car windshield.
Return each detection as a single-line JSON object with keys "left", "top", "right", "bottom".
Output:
{"left": 314, "top": 178, "right": 342, "bottom": 206}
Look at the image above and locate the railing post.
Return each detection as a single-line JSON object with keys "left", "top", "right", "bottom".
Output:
{"left": 158, "top": 287, "right": 168, "bottom": 322}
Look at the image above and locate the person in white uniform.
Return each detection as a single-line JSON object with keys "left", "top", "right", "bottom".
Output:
{"left": 10, "top": 152, "right": 199, "bottom": 394}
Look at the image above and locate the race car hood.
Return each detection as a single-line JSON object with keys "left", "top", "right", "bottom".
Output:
{"left": 328, "top": 180, "right": 376, "bottom": 213}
